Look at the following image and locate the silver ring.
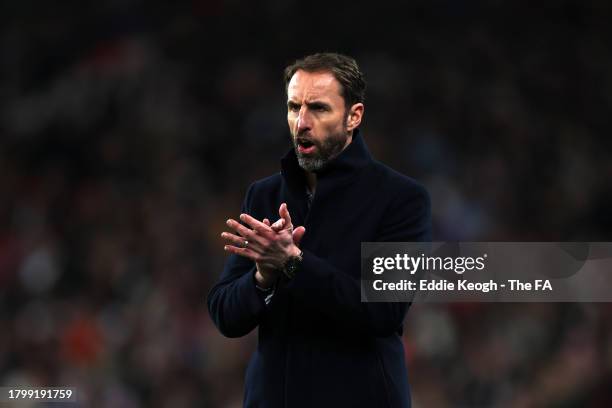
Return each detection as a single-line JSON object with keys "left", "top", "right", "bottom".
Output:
{"left": 244, "top": 240, "right": 249, "bottom": 248}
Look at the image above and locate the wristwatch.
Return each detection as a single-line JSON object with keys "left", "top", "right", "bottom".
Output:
{"left": 282, "top": 250, "right": 304, "bottom": 279}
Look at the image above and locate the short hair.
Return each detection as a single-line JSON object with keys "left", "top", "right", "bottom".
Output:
{"left": 284, "top": 52, "right": 366, "bottom": 108}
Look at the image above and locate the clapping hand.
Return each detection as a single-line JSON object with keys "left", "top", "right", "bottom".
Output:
{"left": 222, "top": 203, "right": 306, "bottom": 288}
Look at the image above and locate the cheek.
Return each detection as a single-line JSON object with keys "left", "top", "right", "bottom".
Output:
{"left": 321, "top": 115, "right": 345, "bottom": 133}
{"left": 287, "top": 116, "right": 297, "bottom": 130}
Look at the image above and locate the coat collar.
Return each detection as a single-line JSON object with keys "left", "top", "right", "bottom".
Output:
{"left": 280, "top": 128, "right": 372, "bottom": 194}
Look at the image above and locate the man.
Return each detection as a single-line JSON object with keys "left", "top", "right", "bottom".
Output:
{"left": 207, "top": 53, "right": 431, "bottom": 408}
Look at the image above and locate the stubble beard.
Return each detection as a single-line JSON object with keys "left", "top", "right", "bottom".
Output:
{"left": 293, "top": 127, "right": 349, "bottom": 172}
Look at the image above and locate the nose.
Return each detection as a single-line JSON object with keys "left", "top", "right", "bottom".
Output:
{"left": 296, "top": 106, "right": 312, "bottom": 133}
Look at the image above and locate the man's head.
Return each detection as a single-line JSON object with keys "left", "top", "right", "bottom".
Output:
{"left": 284, "top": 53, "right": 365, "bottom": 172}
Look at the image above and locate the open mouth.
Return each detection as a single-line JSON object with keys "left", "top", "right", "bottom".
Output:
{"left": 297, "top": 138, "right": 316, "bottom": 154}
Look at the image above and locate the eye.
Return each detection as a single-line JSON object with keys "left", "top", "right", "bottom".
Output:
{"left": 310, "top": 103, "right": 328, "bottom": 112}
{"left": 287, "top": 102, "right": 300, "bottom": 112}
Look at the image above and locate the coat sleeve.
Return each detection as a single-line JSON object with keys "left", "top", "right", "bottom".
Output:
{"left": 283, "top": 183, "right": 431, "bottom": 337}
{"left": 206, "top": 184, "right": 268, "bottom": 338}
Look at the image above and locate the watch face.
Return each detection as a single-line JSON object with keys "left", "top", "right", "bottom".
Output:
{"left": 284, "top": 259, "right": 299, "bottom": 279}
{"left": 284, "top": 264, "right": 296, "bottom": 279}
{"left": 283, "top": 252, "right": 303, "bottom": 279}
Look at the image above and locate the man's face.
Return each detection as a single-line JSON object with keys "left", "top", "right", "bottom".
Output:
{"left": 287, "top": 70, "right": 351, "bottom": 172}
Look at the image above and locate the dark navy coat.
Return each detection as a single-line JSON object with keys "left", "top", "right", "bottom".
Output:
{"left": 207, "top": 130, "right": 431, "bottom": 407}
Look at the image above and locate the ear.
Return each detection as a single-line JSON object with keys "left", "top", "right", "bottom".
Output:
{"left": 346, "top": 103, "right": 364, "bottom": 131}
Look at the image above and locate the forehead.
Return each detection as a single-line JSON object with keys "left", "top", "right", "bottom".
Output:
{"left": 287, "top": 70, "right": 343, "bottom": 102}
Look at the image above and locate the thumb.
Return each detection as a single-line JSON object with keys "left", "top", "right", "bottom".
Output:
{"left": 292, "top": 226, "right": 306, "bottom": 247}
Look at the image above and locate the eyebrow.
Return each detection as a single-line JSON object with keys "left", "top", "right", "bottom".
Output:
{"left": 287, "top": 100, "right": 332, "bottom": 110}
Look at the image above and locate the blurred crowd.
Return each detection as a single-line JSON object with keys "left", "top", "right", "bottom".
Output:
{"left": 1, "top": 0, "right": 611, "bottom": 407}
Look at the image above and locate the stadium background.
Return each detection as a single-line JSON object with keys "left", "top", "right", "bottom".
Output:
{"left": 1, "top": 0, "right": 611, "bottom": 406}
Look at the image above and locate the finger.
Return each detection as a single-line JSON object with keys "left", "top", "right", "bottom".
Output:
{"left": 271, "top": 218, "right": 285, "bottom": 231}
{"left": 224, "top": 244, "right": 261, "bottom": 261}
{"left": 279, "top": 203, "right": 293, "bottom": 229}
{"left": 263, "top": 218, "right": 270, "bottom": 226}
{"left": 293, "top": 226, "right": 306, "bottom": 247}
{"left": 221, "top": 232, "right": 264, "bottom": 251}
{"left": 226, "top": 219, "right": 266, "bottom": 245}
{"left": 239, "top": 213, "right": 275, "bottom": 237}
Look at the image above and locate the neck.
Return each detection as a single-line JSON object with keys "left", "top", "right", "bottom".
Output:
{"left": 305, "top": 171, "right": 317, "bottom": 192}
